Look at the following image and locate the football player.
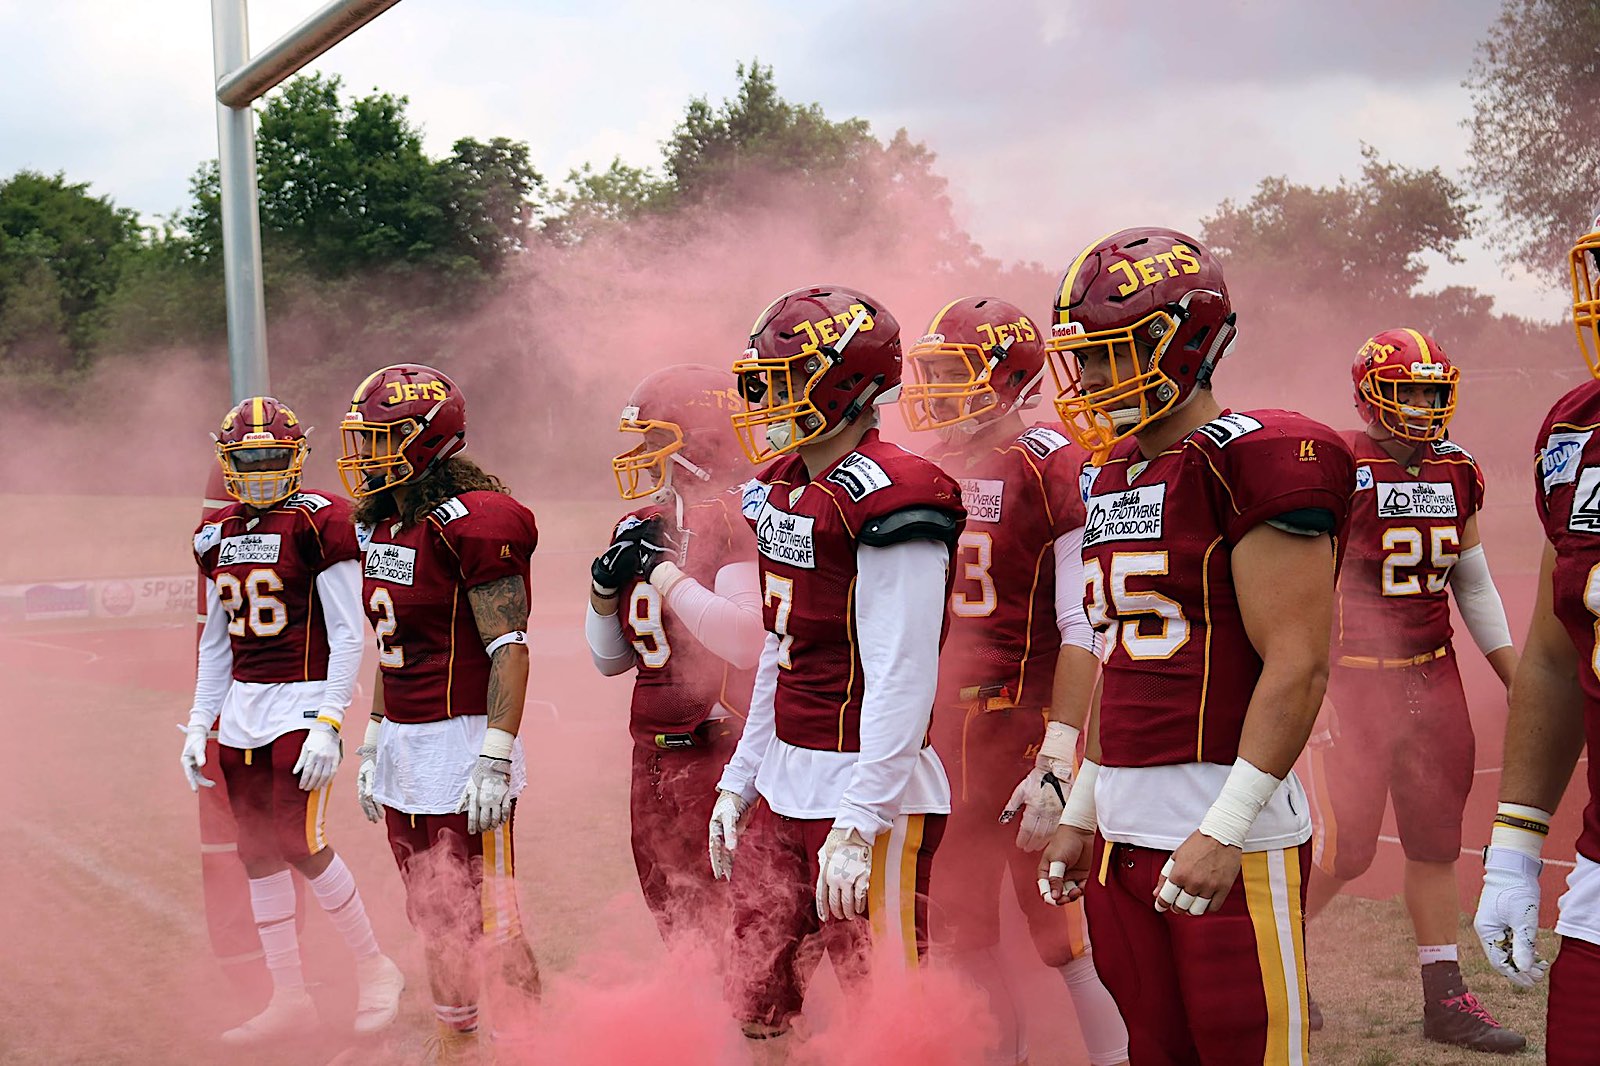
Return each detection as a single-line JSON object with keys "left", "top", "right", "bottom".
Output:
{"left": 337, "top": 365, "right": 541, "bottom": 1063}
{"left": 900, "top": 296, "right": 1128, "bottom": 1066}
{"left": 709, "top": 285, "right": 966, "bottom": 1052}
{"left": 183, "top": 396, "right": 404, "bottom": 1043}
{"left": 1475, "top": 215, "right": 1600, "bottom": 1066}
{"left": 1036, "top": 228, "right": 1353, "bottom": 1064}
{"left": 585, "top": 363, "right": 762, "bottom": 946}
{"left": 1303, "top": 329, "right": 1521, "bottom": 1051}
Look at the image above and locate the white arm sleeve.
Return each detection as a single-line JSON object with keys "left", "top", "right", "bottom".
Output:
{"left": 834, "top": 538, "right": 949, "bottom": 839}
{"left": 189, "top": 578, "right": 232, "bottom": 729}
{"left": 1053, "top": 527, "right": 1098, "bottom": 654}
{"left": 662, "top": 560, "right": 765, "bottom": 669}
{"left": 717, "top": 631, "right": 781, "bottom": 805}
{"left": 585, "top": 602, "right": 637, "bottom": 676}
{"left": 315, "top": 560, "right": 365, "bottom": 724}
{"left": 1450, "top": 544, "right": 1513, "bottom": 655}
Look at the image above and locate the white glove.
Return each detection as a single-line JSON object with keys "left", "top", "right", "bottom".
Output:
{"left": 816, "top": 827, "right": 873, "bottom": 921}
{"left": 459, "top": 727, "right": 515, "bottom": 836}
{"left": 1000, "top": 722, "right": 1078, "bottom": 853}
{"left": 292, "top": 720, "right": 341, "bottom": 792}
{"left": 708, "top": 790, "right": 749, "bottom": 880}
{"left": 179, "top": 724, "right": 214, "bottom": 792}
{"left": 1474, "top": 846, "right": 1549, "bottom": 988}
{"left": 355, "top": 717, "right": 382, "bottom": 823}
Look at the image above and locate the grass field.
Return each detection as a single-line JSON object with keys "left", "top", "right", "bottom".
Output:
{"left": 0, "top": 491, "right": 1576, "bottom": 1064}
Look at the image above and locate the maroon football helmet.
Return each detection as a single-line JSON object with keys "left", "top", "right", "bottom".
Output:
{"left": 1046, "top": 228, "right": 1236, "bottom": 457}
{"left": 730, "top": 285, "right": 902, "bottom": 462}
{"left": 215, "top": 396, "right": 308, "bottom": 507}
{"left": 1351, "top": 328, "right": 1459, "bottom": 442}
{"left": 900, "top": 296, "right": 1046, "bottom": 434}
{"left": 613, "top": 363, "right": 745, "bottom": 501}
{"left": 337, "top": 364, "right": 467, "bottom": 498}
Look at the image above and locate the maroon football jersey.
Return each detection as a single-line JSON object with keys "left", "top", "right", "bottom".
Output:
{"left": 1335, "top": 432, "right": 1485, "bottom": 659}
{"left": 743, "top": 429, "right": 966, "bottom": 752}
{"left": 359, "top": 490, "right": 538, "bottom": 724}
{"left": 1081, "top": 410, "right": 1352, "bottom": 768}
{"left": 617, "top": 487, "right": 758, "bottom": 743}
{"left": 927, "top": 424, "right": 1089, "bottom": 708}
{"left": 1535, "top": 381, "right": 1600, "bottom": 862}
{"left": 193, "top": 490, "right": 361, "bottom": 684}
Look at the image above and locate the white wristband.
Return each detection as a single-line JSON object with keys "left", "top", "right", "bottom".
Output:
{"left": 1038, "top": 721, "right": 1081, "bottom": 765}
{"left": 485, "top": 630, "right": 528, "bottom": 657}
{"left": 481, "top": 726, "right": 515, "bottom": 761}
{"left": 1490, "top": 802, "right": 1553, "bottom": 860}
{"left": 1058, "top": 759, "right": 1099, "bottom": 831}
{"left": 1197, "top": 758, "right": 1281, "bottom": 849}
{"left": 359, "top": 716, "right": 382, "bottom": 755}
{"left": 650, "top": 560, "right": 688, "bottom": 598}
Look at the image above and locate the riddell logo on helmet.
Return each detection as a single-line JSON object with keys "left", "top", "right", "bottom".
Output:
{"left": 1410, "top": 361, "right": 1447, "bottom": 377}
{"left": 1106, "top": 245, "right": 1201, "bottom": 297}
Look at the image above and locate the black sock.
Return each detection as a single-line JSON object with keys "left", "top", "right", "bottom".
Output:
{"left": 1422, "top": 960, "right": 1467, "bottom": 1005}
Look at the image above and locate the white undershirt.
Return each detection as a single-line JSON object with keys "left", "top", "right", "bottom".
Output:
{"left": 718, "top": 538, "right": 952, "bottom": 840}
{"left": 583, "top": 561, "right": 763, "bottom": 674}
{"left": 1095, "top": 764, "right": 1311, "bottom": 853}
{"left": 1053, "top": 527, "right": 1098, "bottom": 653}
{"left": 189, "top": 559, "right": 365, "bottom": 750}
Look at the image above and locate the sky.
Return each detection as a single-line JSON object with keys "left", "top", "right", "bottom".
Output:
{"left": 0, "top": 0, "right": 1558, "bottom": 321}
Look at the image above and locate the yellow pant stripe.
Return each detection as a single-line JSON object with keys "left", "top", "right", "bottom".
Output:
{"left": 868, "top": 832, "right": 890, "bottom": 945}
{"left": 1064, "top": 898, "right": 1087, "bottom": 958}
{"left": 303, "top": 784, "right": 329, "bottom": 856}
{"left": 479, "top": 823, "right": 522, "bottom": 942}
{"left": 1242, "top": 850, "right": 1307, "bottom": 1065}
{"left": 1307, "top": 748, "right": 1338, "bottom": 873}
{"left": 898, "top": 815, "right": 924, "bottom": 970}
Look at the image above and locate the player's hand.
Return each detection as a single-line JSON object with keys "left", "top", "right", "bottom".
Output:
{"left": 634, "top": 521, "right": 682, "bottom": 582}
{"left": 1474, "top": 846, "right": 1549, "bottom": 988}
{"left": 1001, "top": 758, "right": 1072, "bottom": 853}
{"left": 292, "top": 721, "right": 341, "bottom": 792}
{"left": 355, "top": 742, "right": 382, "bottom": 823}
{"left": 591, "top": 540, "right": 640, "bottom": 598}
{"left": 1155, "top": 830, "right": 1242, "bottom": 916}
{"left": 179, "top": 724, "right": 214, "bottom": 792}
{"left": 459, "top": 753, "right": 513, "bottom": 835}
{"left": 708, "top": 789, "right": 749, "bottom": 880}
{"left": 816, "top": 827, "right": 873, "bottom": 921}
{"left": 1037, "top": 824, "right": 1093, "bottom": 905}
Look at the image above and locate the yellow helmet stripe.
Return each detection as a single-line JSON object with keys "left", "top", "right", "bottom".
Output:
{"left": 251, "top": 395, "right": 264, "bottom": 427}
{"left": 1055, "top": 229, "right": 1123, "bottom": 327}
{"left": 351, "top": 368, "right": 386, "bottom": 406}
{"left": 926, "top": 296, "right": 966, "bottom": 336}
{"left": 1401, "top": 328, "right": 1433, "bottom": 364}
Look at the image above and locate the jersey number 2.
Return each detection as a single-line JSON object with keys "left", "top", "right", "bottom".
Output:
{"left": 369, "top": 587, "right": 405, "bottom": 668}
{"left": 1381, "top": 527, "right": 1460, "bottom": 596}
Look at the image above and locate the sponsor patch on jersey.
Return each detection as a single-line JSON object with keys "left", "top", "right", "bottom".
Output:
{"left": 286, "top": 492, "right": 332, "bottom": 512}
{"left": 1079, "top": 463, "right": 1101, "bottom": 503}
{"left": 194, "top": 522, "right": 222, "bottom": 556}
{"left": 355, "top": 522, "right": 375, "bottom": 552}
{"left": 431, "top": 497, "right": 469, "bottom": 524}
{"left": 1375, "top": 481, "right": 1458, "bottom": 519}
{"left": 754, "top": 502, "right": 816, "bottom": 569}
{"left": 740, "top": 479, "right": 771, "bottom": 520}
{"left": 959, "top": 478, "right": 1005, "bottom": 523}
{"left": 364, "top": 542, "right": 417, "bottom": 585}
{"left": 1083, "top": 484, "right": 1166, "bottom": 548}
{"left": 1354, "top": 465, "right": 1375, "bottom": 492}
{"left": 1019, "top": 426, "right": 1070, "bottom": 459}
{"left": 826, "top": 453, "right": 892, "bottom": 502}
{"left": 1569, "top": 467, "right": 1600, "bottom": 534}
{"left": 1194, "top": 412, "right": 1264, "bottom": 448}
{"left": 1541, "top": 431, "right": 1591, "bottom": 493}
{"left": 218, "top": 533, "right": 282, "bottom": 566}
{"left": 1431, "top": 439, "right": 1471, "bottom": 460}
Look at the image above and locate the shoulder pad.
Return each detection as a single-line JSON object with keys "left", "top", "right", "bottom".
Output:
{"left": 194, "top": 522, "right": 223, "bottom": 556}
{"left": 1018, "top": 425, "right": 1070, "bottom": 459}
{"left": 1267, "top": 508, "right": 1337, "bottom": 536}
{"left": 430, "top": 497, "right": 470, "bottom": 524}
{"left": 1192, "top": 412, "right": 1265, "bottom": 448}
{"left": 858, "top": 506, "right": 963, "bottom": 548}
{"left": 825, "top": 452, "right": 894, "bottom": 502}
{"left": 286, "top": 491, "right": 332, "bottom": 512}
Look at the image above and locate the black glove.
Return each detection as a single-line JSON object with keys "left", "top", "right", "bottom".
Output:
{"left": 591, "top": 540, "right": 641, "bottom": 597}
{"left": 634, "top": 521, "right": 681, "bottom": 581}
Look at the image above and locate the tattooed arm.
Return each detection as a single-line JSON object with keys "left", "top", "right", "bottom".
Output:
{"left": 468, "top": 574, "right": 531, "bottom": 738}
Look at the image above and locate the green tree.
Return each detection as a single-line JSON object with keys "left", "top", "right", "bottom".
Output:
{"left": 0, "top": 171, "right": 141, "bottom": 369}
{"left": 1465, "top": 0, "right": 1600, "bottom": 283}
{"left": 541, "top": 157, "right": 674, "bottom": 244}
{"left": 1201, "top": 146, "right": 1477, "bottom": 307}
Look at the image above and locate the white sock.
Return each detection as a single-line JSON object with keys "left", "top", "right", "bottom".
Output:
{"left": 1419, "top": 943, "right": 1458, "bottom": 966}
{"left": 249, "top": 870, "right": 305, "bottom": 992}
{"left": 306, "top": 853, "right": 380, "bottom": 960}
{"left": 435, "top": 1003, "right": 479, "bottom": 1034}
{"left": 1059, "top": 953, "right": 1129, "bottom": 1066}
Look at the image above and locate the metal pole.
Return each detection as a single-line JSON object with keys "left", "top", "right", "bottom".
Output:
{"left": 210, "top": 0, "right": 270, "bottom": 401}
{"left": 216, "top": 0, "right": 403, "bottom": 109}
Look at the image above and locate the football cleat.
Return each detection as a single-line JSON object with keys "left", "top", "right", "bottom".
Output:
{"left": 420, "top": 1024, "right": 481, "bottom": 1065}
{"left": 353, "top": 953, "right": 405, "bottom": 1034}
{"left": 1422, "top": 991, "right": 1526, "bottom": 1054}
{"left": 220, "top": 986, "right": 318, "bottom": 1044}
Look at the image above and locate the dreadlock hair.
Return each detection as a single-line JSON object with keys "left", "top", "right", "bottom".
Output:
{"left": 352, "top": 455, "right": 508, "bottom": 528}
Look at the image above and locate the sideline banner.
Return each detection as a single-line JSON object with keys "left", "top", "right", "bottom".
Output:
{"left": 0, "top": 574, "right": 197, "bottom": 624}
